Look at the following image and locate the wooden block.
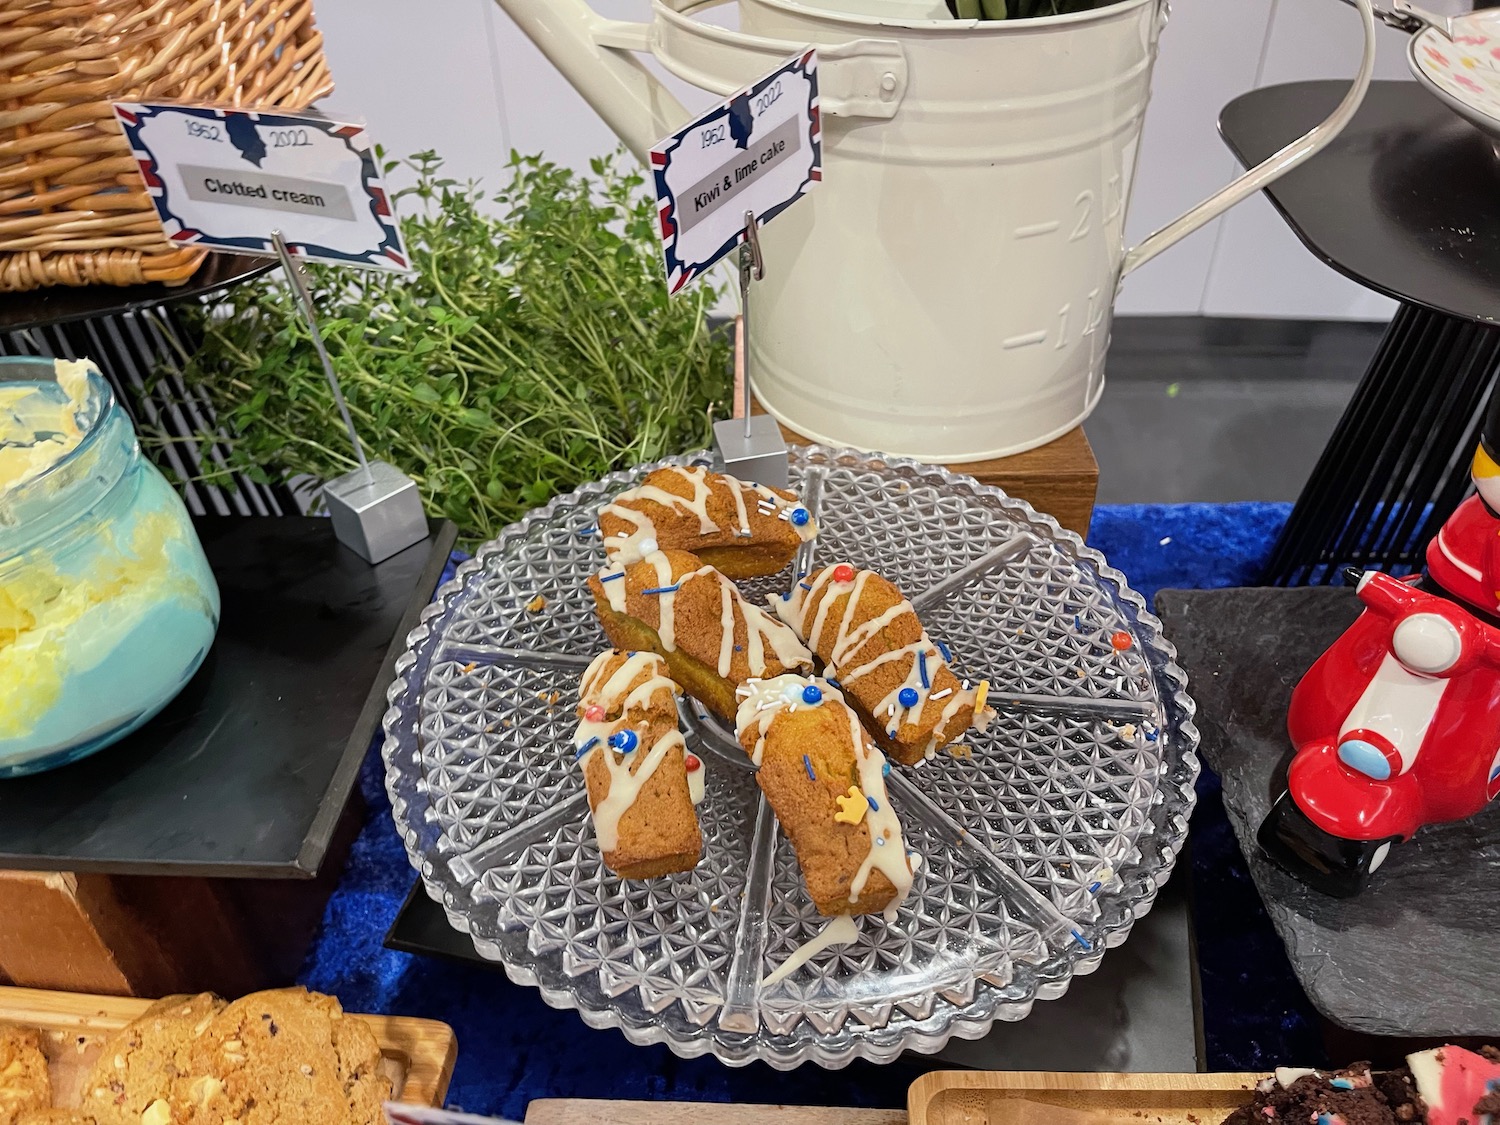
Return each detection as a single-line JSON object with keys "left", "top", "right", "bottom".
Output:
{"left": 526, "top": 1100, "right": 907, "bottom": 1125}
{"left": 0, "top": 793, "right": 362, "bottom": 997}
{"left": 750, "top": 402, "right": 1098, "bottom": 539}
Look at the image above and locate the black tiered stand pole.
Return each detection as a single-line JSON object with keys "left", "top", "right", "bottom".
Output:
{"left": 1262, "top": 306, "right": 1500, "bottom": 585}
{"left": 1218, "top": 81, "right": 1500, "bottom": 585}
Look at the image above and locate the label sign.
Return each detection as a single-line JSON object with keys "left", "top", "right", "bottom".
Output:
{"left": 652, "top": 51, "right": 821, "bottom": 294}
{"left": 112, "top": 103, "right": 408, "bottom": 270}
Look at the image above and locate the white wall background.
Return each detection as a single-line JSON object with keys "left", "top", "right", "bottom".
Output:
{"left": 313, "top": 0, "right": 1419, "bottom": 320}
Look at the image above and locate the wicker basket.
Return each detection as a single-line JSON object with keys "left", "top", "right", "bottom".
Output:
{"left": 0, "top": 0, "right": 333, "bottom": 292}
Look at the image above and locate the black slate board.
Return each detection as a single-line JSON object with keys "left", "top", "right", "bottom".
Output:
{"left": 0, "top": 516, "right": 456, "bottom": 878}
{"left": 1157, "top": 587, "right": 1500, "bottom": 1038}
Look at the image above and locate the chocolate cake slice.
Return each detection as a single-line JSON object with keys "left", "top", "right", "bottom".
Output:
{"left": 1221, "top": 1063, "right": 1422, "bottom": 1125}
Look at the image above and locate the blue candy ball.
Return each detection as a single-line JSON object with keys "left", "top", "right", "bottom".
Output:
{"left": 898, "top": 687, "right": 920, "bottom": 708}
{"left": 801, "top": 684, "right": 823, "bottom": 705}
{"left": 790, "top": 507, "right": 810, "bottom": 526}
{"left": 609, "top": 729, "right": 639, "bottom": 752}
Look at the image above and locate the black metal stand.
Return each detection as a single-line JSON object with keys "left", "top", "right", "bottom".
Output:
{"left": 0, "top": 253, "right": 294, "bottom": 518}
{"left": 1262, "top": 304, "right": 1500, "bottom": 585}
{"left": 1219, "top": 81, "right": 1500, "bottom": 585}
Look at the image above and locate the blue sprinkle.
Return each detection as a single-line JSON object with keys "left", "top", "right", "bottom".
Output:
{"left": 918, "top": 651, "right": 930, "bottom": 689}
{"left": 782, "top": 591, "right": 792, "bottom": 601}
{"left": 1088, "top": 881, "right": 1101, "bottom": 893}
{"left": 874, "top": 836, "right": 886, "bottom": 846}
{"left": 609, "top": 729, "right": 639, "bottom": 752}
{"left": 867, "top": 795, "right": 879, "bottom": 811}
{"left": 734, "top": 645, "right": 743, "bottom": 652}
{"left": 1073, "top": 615, "right": 1083, "bottom": 630}
{"left": 600, "top": 571, "right": 624, "bottom": 582}
{"left": 803, "top": 754, "right": 815, "bottom": 780}
{"left": 826, "top": 677, "right": 841, "bottom": 689}
{"left": 936, "top": 640, "right": 952, "bottom": 662}
{"left": 882, "top": 761, "right": 890, "bottom": 777}
{"left": 898, "top": 687, "right": 919, "bottom": 708}
{"left": 1071, "top": 929, "right": 1092, "bottom": 951}
{"left": 790, "top": 507, "right": 810, "bottom": 526}
{"left": 888, "top": 728, "right": 899, "bottom": 739}
{"left": 799, "top": 581, "right": 813, "bottom": 591}
{"left": 801, "top": 684, "right": 823, "bottom": 705}
{"left": 1318, "top": 1115, "right": 1335, "bottom": 1125}
{"left": 640, "top": 584, "right": 680, "bottom": 595}
{"left": 579, "top": 526, "right": 598, "bottom": 536}
{"left": 1330, "top": 1079, "right": 1354, "bottom": 1091}
{"left": 797, "top": 571, "right": 808, "bottom": 578}
{"left": 574, "top": 737, "right": 599, "bottom": 759}
{"left": 1145, "top": 727, "right": 1158, "bottom": 742}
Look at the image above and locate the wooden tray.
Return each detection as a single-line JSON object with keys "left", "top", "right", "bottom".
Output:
{"left": 0, "top": 985, "right": 456, "bottom": 1109}
{"left": 908, "top": 1071, "right": 1268, "bottom": 1125}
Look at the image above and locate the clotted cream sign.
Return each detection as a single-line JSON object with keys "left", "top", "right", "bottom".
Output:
{"left": 652, "top": 51, "right": 821, "bottom": 294}
{"left": 112, "top": 103, "right": 408, "bottom": 271}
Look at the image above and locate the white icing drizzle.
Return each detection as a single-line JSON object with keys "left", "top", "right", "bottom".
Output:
{"left": 588, "top": 730, "right": 681, "bottom": 852}
{"left": 600, "top": 466, "right": 815, "bottom": 564}
{"left": 573, "top": 651, "right": 685, "bottom": 853}
{"left": 598, "top": 562, "right": 628, "bottom": 613}
{"left": 686, "top": 759, "right": 706, "bottom": 805}
{"left": 776, "top": 564, "right": 976, "bottom": 745}
{"left": 733, "top": 674, "right": 914, "bottom": 916}
{"left": 598, "top": 552, "right": 810, "bottom": 679}
{"left": 761, "top": 914, "right": 859, "bottom": 989}
{"left": 717, "top": 579, "right": 735, "bottom": 677}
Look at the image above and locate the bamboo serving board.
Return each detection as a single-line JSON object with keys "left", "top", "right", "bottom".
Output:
{"left": 526, "top": 1103, "right": 906, "bottom": 1125}
{"left": 908, "top": 1071, "right": 1268, "bottom": 1125}
{"left": 0, "top": 985, "right": 457, "bottom": 1109}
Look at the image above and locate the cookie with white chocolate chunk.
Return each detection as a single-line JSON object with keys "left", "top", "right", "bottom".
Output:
{"left": 170, "top": 988, "right": 387, "bottom": 1125}
{"left": 80, "top": 993, "right": 223, "bottom": 1125}
{"left": 0, "top": 1025, "right": 49, "bottom": 1125}
{"left": 599, "top": 465, "right": 815, "bottom": 578}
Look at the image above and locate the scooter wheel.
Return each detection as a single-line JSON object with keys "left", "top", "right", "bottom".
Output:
{"left": 1257, "top": 789, "right": 1399, "bottom": 898}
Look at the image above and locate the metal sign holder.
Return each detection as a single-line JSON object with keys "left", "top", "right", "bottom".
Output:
{"left": 271, "top": 230, "right": 429, "bottom": 564}
{"left": 713, "top": 210, "right": 790, "bottom": 490}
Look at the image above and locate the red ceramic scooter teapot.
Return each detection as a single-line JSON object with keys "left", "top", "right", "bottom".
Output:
{"left": 1259, "top": 427, "right": 1500, "bottom": 896}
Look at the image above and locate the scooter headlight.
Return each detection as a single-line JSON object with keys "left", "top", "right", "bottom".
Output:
{"left": 1392, "top": 612, "right": 1463, "bottom": 675}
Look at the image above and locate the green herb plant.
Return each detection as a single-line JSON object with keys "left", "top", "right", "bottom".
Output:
{"left": 160, "top": 150, "right": 732, "bottom": 542}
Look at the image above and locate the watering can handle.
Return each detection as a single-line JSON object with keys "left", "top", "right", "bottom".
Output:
{"left": 1121, "top": 0, "right": 1378, "bottom": 276}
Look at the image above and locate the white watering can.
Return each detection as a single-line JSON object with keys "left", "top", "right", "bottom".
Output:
{"left": 499, "top": 0, "right": 1378, "bottom": 460}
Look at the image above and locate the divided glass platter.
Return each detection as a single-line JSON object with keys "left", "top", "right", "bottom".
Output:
{"left": 382, "top": 446, "right": 1199, "bottom": 1069}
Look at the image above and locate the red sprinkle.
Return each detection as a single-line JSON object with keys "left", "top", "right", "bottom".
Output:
{"left": 684, "top": 754, "right": 702, "bottom": 771}
{"left": 1110, "top": 631, "right": 1133, "bottom": 651}
{"left": 583, "top": 704, "right": 606, "bottom": 722}
{"left": 832, "top": 563, "right": 856, "bottom": 583}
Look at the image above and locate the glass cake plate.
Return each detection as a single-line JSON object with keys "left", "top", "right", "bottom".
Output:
{"left": 382, "top": 446, "right": 1200, "bottom": 1069}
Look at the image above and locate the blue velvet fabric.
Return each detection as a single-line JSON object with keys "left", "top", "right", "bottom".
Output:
{"left": 298, "top": 501, "right": 1322, "bottom": 1118}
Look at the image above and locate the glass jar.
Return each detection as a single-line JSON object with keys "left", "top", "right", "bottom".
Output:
{"left": 0, "top": 357, "right": 219, "bottom": 777}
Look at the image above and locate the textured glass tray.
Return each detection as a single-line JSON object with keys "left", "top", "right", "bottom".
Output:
{"left": 382, "top": 447, "right": 1199, "bottom": 1069}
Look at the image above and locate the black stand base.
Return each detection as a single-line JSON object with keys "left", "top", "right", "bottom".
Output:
{"left": 1261, "top": 303, "right": 1500, "bottom": 586}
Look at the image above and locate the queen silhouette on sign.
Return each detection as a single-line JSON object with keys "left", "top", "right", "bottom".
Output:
{"left": 727, "top": 94, "right": 754, "bottom": 150}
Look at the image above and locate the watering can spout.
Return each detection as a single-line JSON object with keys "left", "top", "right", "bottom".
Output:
{"left": 493, "top": 0, "right": 690, "bottom": 160}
